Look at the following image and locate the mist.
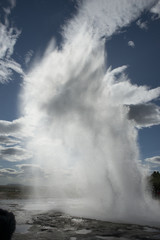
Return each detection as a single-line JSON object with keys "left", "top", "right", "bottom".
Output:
{"left": 20, "top": 0, "right": 160, "bottom": 224}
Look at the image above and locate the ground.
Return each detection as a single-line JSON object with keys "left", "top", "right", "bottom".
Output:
{"left": 1, "top": 185, "right": 160, "bottom": 240}
{"left": 13, "top": 211, "right": 160, "bottom": 240}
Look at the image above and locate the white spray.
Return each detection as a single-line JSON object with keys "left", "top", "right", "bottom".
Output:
{"left": 21, "top": 0, "right": 160, "bottom": 224}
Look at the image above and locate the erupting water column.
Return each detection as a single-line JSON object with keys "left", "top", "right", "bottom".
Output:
{"left": 21, "top": 0, "right": 160, "bottom": 224}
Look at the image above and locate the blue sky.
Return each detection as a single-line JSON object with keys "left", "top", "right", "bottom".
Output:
{"left": 0, "top": 0, "right": 160, "bottom": 185}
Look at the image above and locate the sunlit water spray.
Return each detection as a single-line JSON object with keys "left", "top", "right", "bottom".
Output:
{"left": 21, "top": 0, "right": 160, "bottom": 224}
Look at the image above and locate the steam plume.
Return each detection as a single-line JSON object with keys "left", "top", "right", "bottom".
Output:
{"left": 21, "top": 0, "right": 160, "bottom": 224}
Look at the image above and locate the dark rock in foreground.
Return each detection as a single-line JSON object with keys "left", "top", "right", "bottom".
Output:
{"left": 13, "top": 211, "right": 160, "bottom": 240}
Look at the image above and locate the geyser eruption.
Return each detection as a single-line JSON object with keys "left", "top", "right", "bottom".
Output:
{"left": 21, "top": 0, "right": 160, "bottom": 224}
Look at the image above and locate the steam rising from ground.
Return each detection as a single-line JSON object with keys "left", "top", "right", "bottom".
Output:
{"left": 21, "top": 0, "right": 160, "bottom": 224}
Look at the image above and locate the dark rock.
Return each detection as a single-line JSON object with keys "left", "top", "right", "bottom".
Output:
{"left": 0, "top": 208, "right": 16, "bottom": 240}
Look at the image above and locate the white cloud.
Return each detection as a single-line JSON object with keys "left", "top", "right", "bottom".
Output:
{"left": 0, "top": 168, "right": 20, "bottom": 177}
{"left": 145, "top": 156, "right": 160, "bottom": 164}
{"left": 0, "top": 145, "right": 32, "bottom": 162}
{"left": 128, "top": 40, "right": 135, "bottom": 48}
{"left": 143, "top": 156, "right": 160, "bottom": 174}
{"left": 136, "top": 19, "right": 148, "bottom": 30}
{"left": 0, "top": 118, "right": 23, "bottom": 135}
{"left": 128, "top": 103, "right": 160, "bottom": 128}
{"left": 0, "top": 135, "right": 20, "bottom": 146}
{"left": 25, "top": 50, "right": 34, "bottom": 65}
{"left": 63, "top": 0, "right": 155, "bottom": 42}
{"left": 0, "top": 118, "right": 33, "bottom": 138}
{"left": 0, "top": 118, "right": 34, "bottom": 163}
{"left": 150, "top": 0, "right": 160, "bottom": 19}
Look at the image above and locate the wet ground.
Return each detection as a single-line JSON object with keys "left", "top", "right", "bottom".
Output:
{"left": 12, "top": 210, "right": 160, "bottom": 240}
{"left": 1, "top": 198, "right": 160, "bottom": 240}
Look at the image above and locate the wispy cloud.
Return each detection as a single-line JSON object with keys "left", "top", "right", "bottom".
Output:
{"left": 136, "top": 19, "right": 148, "bottom": 30}
{"left": 3, "top": 0, "right": 16, "bottom": 16}
{"left": 0, "top": 0, "right": 23, "bottom": 83}
{"left": 25, "top": 50, "right": 34, "bottom": 65}
{"left": 128, "top": 40, "right": 135, "bottom": 48}
{"left": 9, "top": 0, "right": 16, "bottom": 9}
{"left": 150, "top": 0, "right": 160, "bottom": 19}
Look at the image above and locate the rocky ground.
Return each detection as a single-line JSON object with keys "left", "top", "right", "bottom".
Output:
{"left": 0, "top": 186, "right": 160, "bottom": 240}
{"left": 12, "top": 210, "right": 160, "bottom": 240}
